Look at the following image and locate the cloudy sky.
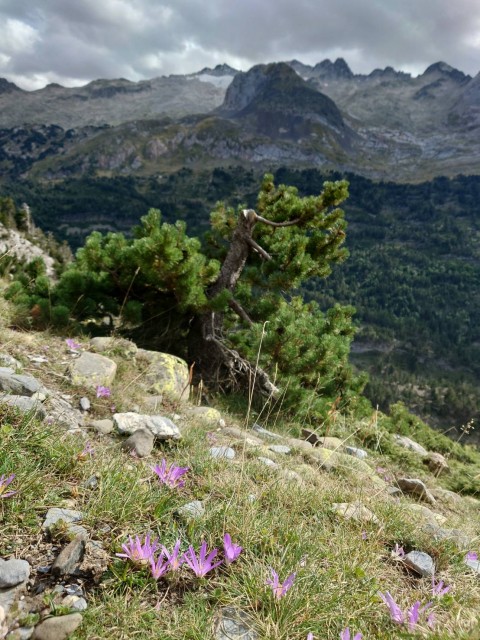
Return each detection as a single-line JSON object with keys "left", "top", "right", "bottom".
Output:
{"left": 1, "top": 0, "right": 479, "bottom": 90}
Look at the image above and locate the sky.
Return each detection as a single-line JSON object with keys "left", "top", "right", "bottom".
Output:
{"left": 1, "top": 0, "right": 479, "bottom": 91}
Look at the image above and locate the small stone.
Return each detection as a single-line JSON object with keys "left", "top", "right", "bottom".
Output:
{"left": 79, "top": 397, "right": 90, "bottom": 412}
{"left": 51, "top": 536, "right": 86, "bottom": 577}
{"left": 62, "top": 595, "right": 87, "bottom": 611}
{"left": 88, "top": 419, "right": 114, "bottom": 435}
{"left": 42, "top": 508, "right": 87, "bottom": 539}
{"left": 32, "top": 613, "right": 83, "bottom": 640}
{"left": 465, "top": 558, "right": 480, "bottom": 575}
{"left": 332, "top": 501, "right": 380, "bottom": 524}
{"left": 268, "top": 445, "right": 291, "bottom": 455}
{"left": 257, "top": 457, "right": 278, "bottom": 467}
{"left": 121, "top": 429, "right": 154, "bottom": 457}
{"left": 396, "top": 478, "right": 436, "bottom": 504}
{"left": 426, "top": 452, "right": 449, "bottom": 476}
{"left": 6, "top": 627, "right": 35, "bottom": 639}
{"left": 114, "top": 413, "right": 181, "bottom": 440}
{"left": 214, "top": 606, "right": 258, "bottom": 640}
{"left": 177, "top": 500, "right": 205, "bottom": 520}
{"left": 251, "top": 423, "right": 282, "bottom": 439}
{"left": 393, "top": 435, "right": 428, "bottom": 456}
{"left": 84, "top": 475, "right": 98, "bottom": 490}
{"left": 0, "top": 559, "right": 30, "bottom": 588}
{"left": 403, "top": 550, "right": 435, "bottom": 577}
{"left": 345, "top": 446, "right": 368, "bottom": 460}
{"left": 279, "top": 469, "right": 305, "bottom": 485}
{"left": 31, "top": 391, "right": 47, "bottom": 402}
{"left": 210, "top": 446, "right": 235, "bottom": 460}
{"left": 247, "top": 494, "right": 257, "bottom": 503}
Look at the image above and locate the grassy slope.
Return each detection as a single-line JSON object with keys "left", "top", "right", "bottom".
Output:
{"left": 1, "top": 294, "right": 480, "bottom": 640}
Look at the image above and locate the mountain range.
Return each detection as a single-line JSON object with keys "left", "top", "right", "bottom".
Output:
{"left": 0, "top": 58, "right": 479, "bottom": 182}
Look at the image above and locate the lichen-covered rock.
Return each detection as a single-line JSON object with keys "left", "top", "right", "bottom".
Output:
{"left": 185, "top": 406, "right": 222, "bottom": 424}
{"left": 136, "top": 349, "right": 189, "bottom": 401}
{"left": 90, "top": 337, "right": 137, "bottom": 358}
{"left": 114, "top": 412, "right": 181, "bottom": 439}
{"left": 68, "top": 352, "right": 117, "bottom": 388}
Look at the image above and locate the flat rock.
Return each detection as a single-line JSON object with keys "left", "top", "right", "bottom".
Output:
{"left": 345, "top": 446, "right": 368, "bottom": 460}
{"left": 257, "top": 457, "right": 278, "bottom": 467}
{"left": 113, "top": 413, "right": 181, "bottom": 439}
{"left": 210, "top": 446, "right": 235, "bottom": 460}
{"left": 185, "top": 406, "right": 222, "bottom": 424}
{"left": 42, "top": 508, "right": 87, "bottom": 539}
{"left": 136, "top": 349, "right": 189, "bottom": 401}
{"left": 51, "top": 536, "right": 86, "bottom": 577}
{"left": 393, "top": 435, "right": 428, "bottom": 456}
{"left": 0, "top": 370, "right": 43, "bottom": 396}
{"left": 332, "top": 501, "right": 379, "bottom": 524}
{"left": 90, "top": 337, "right": 137, "bottom": 358}
{"left": 403, "top": 550, "right": 435, "bottom": 577}
{"left": 214, "top": 606, "right": 258, "bottom": 640}
{"left": 251, "top": 424, "right": 282, "bottom": 440}
{"left": 0, "top": 559, "right": 30, "bottom": 588}
{"left": 69, "top": 352, "right": 117, "bottom": 388}
{"left": 268, "top": 445, "right": 291, "bottom": 455}
{"left": 177, "top": 500, "right": 205, "bottom": 520}
{"left": 396, "top": 478, "right": 436, "bottom": 504}
{"left": 0, "top": 396, "right": 46, "bottom": 419}
{"left": 32, "top": 613, "right": 83, "bottom": 640}
{"left": 121, "top": 429, "right": 154, "bottom": 457}
{"left": 88, "top": 419, "right": 114, "bottom": 435}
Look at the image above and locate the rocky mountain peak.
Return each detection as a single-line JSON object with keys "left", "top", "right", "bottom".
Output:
{"left": 422, "top": 61, "right": 470, "bottom": 83}
{"left": 195, "top": 63, "right": 238, "bottom": 77}
{"left": 0, "top": 78, "right": 21, "bottom": 94}
{"left": 312, "top": 58, "right": 353, "bottom": 79}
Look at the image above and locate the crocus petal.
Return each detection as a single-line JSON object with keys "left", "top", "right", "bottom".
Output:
{"left": 379, "top": 591, "right": 404, "bottom": 624}
{"left": 407, "top": 601, "right": 421, "bottom": 631}
{"left": 340, "top": 629, "right": 350, "bottom": 640}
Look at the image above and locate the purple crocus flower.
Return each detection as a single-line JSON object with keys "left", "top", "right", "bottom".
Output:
{"left": 466, "top": 551, "right": 478, "bottom": 562}
{"left": 65, "top": 338, "right": 81, "bottom": 350}
{"left": 79, "top": 441, "right": 94, "bottom": 459}
{"left": 152, "top": 459, "right": 189, "bottom": 489}
{"left": 392, "top": 543, "right": 405, "bottom": 558}
{"left": 432, "top": 577, "right": 451, "bottom": 597}
{"left": 0, "top": 474, "right": 16, "bottom": 499}
{"left": 266, "top": 568, "right": 296, "bottom": 599}
{"left": 223, "top": 533, "right": 243, "bottom": 564}
{"left": 307, "top": 634, "right": 314, "bottom": 640}
{"left": 183, "top": 541, "right": 222, "bottom": 577}
{"left": 116, "top": 534, "right": 159, "bottom": 564}
{"left": 96, "top": 385, "right": 111, "bottom": 398}
{"left": 407, "top": 601, "right": 432, "bottom": 632}
{"left": 378, "top": 591, "right": 404, "bottom": 624}
{"left": 149, "top": 551, "right": 170, "bottom": 580}
{"left": 162, "top": 539, "right": 184, "bottom": 571}
{"left": 340, "top": 628, "right": 363, "bottom": 640}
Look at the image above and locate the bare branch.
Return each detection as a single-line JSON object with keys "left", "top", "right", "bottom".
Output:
{"left": 229, "top": 298, "right": 254, "bottom": 325}
{"left": 253, "top": 213, "right": 301, "bottom": 228}
{"left": 247, "top": 237, "right": 272, "bottom": 261}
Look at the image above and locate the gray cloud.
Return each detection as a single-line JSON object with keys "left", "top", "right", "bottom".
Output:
{"left": 0, "top": 0, "right": 479, "bottom": 89}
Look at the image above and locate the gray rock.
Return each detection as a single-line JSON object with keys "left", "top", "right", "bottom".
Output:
{"left": 31, "top": 391, "right": 47, "bottom": 402}
{"left": 403, "top": 550, "right": 435, "bottom": 577}
{"left": 62, "top": 595, "right": 88, "bottom": 611}
{"left": 214, "top": 606, "right": 258, "bottom": 640}
{"left": 283, "top": 437, "right": 313, "bottom": 452}
{"left": 43, "top": 393, "right": 83, "bottom": 431}
{"left": 84, "top": 475, "right": 98, "bottom": 490}
{"left": 332, "top": 501, "right": 379, "bottom": 524}
{"left": 210, "top": 446, "right": 235, "bottom": 460}
{"left": 251, "top": 423, "right": 282, "bottom": 439}
{"left": 0, "top": 582, "right": 25, "bottom": 617}
{"left": 31, "top": 613, "right": 83, "bottom": 640}
{"left": 257, "top": 457, "right": 278, "bottom": 467}
{"left": 221, "top": 426, "right": 264, "bottom": 447}
{"left": 422, "top": 524, "right": 471, "bottom": 549}
{"left": 177, "top": 500, "right": 205, "bottom": 520}
{"left": 268, "top": 444, "right": 291, "bottom": 455}
{"left": 426, "top": 452, "right": 449, "bottom": 476}
{"left": 0, "top": 558, "right": 30, "bottom": 588}
{"left": 345, "top": 446, "right": 368, "bottom": 459}
{"left": 42, "top": 508, "right": 87, "bottom": 539}
{"left": 136, "top": 349, "right": 189, "bottom": 401}
{"left": 396, "top": 478, "right": 436, "bottom": 504}
{"left": 88, "top": 419, "right": 114, "bottom": 435}
{"left": 90, "top": 337, "right": 137, "bottom": 358}
{"left": 0, "top": 370, "right": 43, "bottom": 396}
{"left": 0, "top": 354, "right": 22, "bottom": 370}
{"left": 69, "top": 352, "right": 117, "bottom": 388}
{"left": 393, "top": 435, "right": 428, "bottom": 456}
{"left": 79, "top": 397, "right": 90, "bottom": 412}
{"left": 121, "top": 429, "right": 154, "bottom": 457}
{"left": 51, "top": 536, "right": 86, "bottom": 577}
{"left": 0, "top": 396, "right": 46, "bottom": 419}
{"left": 113, "top": 413, "right": 181, "bottom": 439}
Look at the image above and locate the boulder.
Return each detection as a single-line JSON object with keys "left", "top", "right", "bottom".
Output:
{"left": 90, "top": 337, "right": 137, "bottom": 358}
{"left": 393, "top": 435, "right": 428, "bottom": 456}
{"left": 426, "top": 452, "right": 449, "bottom": 476}
{"left": 136, "top": 349, "right": 189, "bottom": 401}
{"left": 114, "top": 412, "right": 181, "bottom": 439}
{"left": 68, "top": 352, "right": 117, "bottom": 388}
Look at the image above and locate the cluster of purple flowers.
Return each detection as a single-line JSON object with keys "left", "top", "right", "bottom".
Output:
{"left": 116, "top": 533, "right": 243, "bottom": 579}
{"left": 96, "top": 385, "right": 111, "bottom": 398}
{"left": 379, "top": 591, "right": 435, "bottom": 631}
{"left": 152, "top": 460, "right": 189, "bottom": 489}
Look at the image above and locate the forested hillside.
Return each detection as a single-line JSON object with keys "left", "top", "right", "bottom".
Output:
{"left": 3, "top": 168, "right": 480, "bottom": 438}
